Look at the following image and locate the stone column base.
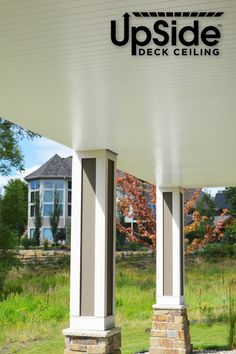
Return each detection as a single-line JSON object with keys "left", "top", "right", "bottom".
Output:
{"left": 149, "top": 306, "right": 192, "bottom": 354}
{"left": 63, "top": 327, "right": 121, "bottom": 354}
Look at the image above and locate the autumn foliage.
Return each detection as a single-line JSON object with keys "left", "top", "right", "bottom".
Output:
{"left": 116, "top": 171, "right": 156, "bottom": 247}
{"left": 116, "top": 172, "right": 228, "bottom": 253}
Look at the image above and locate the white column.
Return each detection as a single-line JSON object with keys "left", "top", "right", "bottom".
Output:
{"left": 70, "top": 149, "right": 117, "bottom": 331}
{"left": 155, "top": 187, "right": 185, "bottom": 307}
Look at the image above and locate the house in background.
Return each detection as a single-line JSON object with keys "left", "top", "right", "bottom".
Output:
{"left": 24, "top": 154, "right": 72, "bottom": 242}
{"left": 184, "top": 188, "right": 205, "bottom": 226}
{"left": 215, "top": 190, "right": 231, "bottom": 214}
{"left": 214, "top": 190, "right": 233, "bottom": 227}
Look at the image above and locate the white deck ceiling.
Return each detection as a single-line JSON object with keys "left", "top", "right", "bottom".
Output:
{"left": 0, "top": 0, "right": 235, "bottom": 186}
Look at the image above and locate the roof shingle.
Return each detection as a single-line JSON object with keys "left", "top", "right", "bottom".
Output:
{"left": 24, "top": 154, "right": 72, "bottom": 180}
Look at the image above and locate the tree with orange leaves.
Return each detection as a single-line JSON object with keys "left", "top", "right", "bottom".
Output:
{"left": 184, "top": 191, "right": 227, "bottom": 254}
{"left": 116, "top": 174, "right": 226, "bottom": 252}
{"left": 116, "top": 170, "right": 156, "bottom": 248}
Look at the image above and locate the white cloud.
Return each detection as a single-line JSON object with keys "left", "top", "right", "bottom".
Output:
{"left": 0, "top": 165, "right": 40, "bottom": 193}
{"left": 203, "top": 187, "right": 225, "bottom": 197}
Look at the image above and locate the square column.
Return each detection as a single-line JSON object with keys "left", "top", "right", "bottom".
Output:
{"left": 150, "top": 187, "right": 192, "bottom": 354}
{"left": 63, "top": 150, "right": 121, "bottom": 354}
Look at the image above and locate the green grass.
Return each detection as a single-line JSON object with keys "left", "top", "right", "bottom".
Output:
{"left": 0, "top": 256, "right": 235, "bottom": 353}
{"left": 190, "top": 323, "right": 228, "bottom": 350}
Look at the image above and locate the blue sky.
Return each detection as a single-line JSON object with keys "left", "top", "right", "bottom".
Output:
{"left": 0, "top": 135, "right": 224, "bottom": 196}
{"left": 0, "top": 136, "right": 72, "bottom": 192}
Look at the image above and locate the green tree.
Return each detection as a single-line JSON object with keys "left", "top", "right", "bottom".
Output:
{"left": 33, "top": 192, "right": 43, "bottom": 246}
{"left": 1, "top": 179, "right": 28, "bottom": 240}
{"left": 222, "top": 220, "right": 236, "bottom": 245}
{"left": 224, "top": 187, "right": 236, "bottom": 216}
{"left": 0, "top": 118, "right": 39, "bottom": 175}
{"left": 191, "top": 192, "right": 217, "bottom": 241}
{"left": 0, "top": 205, "right": 18, "bottom": 293}
{"left": 196, "top": 192, "right": 216, "bottom": 224}
{"left": 50, "top": 190, "right": 62, "bottom": 245}
{"left": 0, "top": 119, "right": 38, "bottom": 293}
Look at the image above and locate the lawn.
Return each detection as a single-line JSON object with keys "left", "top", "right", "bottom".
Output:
{"left": 0, "top": 255, "right": 235, "bottom": 354}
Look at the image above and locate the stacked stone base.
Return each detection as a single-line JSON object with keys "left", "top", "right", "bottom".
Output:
{"left": 149, "top": 306, "right": 192, "bottom": 354}
{"left": 63, "top": 328, "right": 121, "bottom": 354}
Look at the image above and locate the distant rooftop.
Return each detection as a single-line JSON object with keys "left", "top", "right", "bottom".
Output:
{"left": 24, "top": 154, "right": 72, "bottom": 181}
{"left": 215, "top": 190, "right": 230, "bottom": 210}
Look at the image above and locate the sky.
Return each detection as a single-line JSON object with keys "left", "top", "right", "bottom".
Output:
{"left": 0, "top": 136, "right": 225, "bottom": 196}
{"left": 0, "top": 136, "right": 72, "bottom": 193}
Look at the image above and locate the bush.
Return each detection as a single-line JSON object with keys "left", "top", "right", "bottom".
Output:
{"left": 116, "top": 231, "right": 126, "bottom": 250}
{"left": 21, "top": 236, "right": 35, "bottom": 250}
{"left": 2, "top": 278, "right": 23, "bottom": 298}
{"left": 0, "top": 224, "right": 18, "bottom": 294}
{"left": 221, "top": 228, "right": 236, "bottom": 245}
{"left": 43, "top": 239, "right": 49, "bottom": 250}
{"left": 194, "top": 243, "right": 236, "bottom": 259}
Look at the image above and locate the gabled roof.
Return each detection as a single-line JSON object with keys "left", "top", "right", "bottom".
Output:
{"left": 215, "top": 191, "right": 230, "bottom": 210}
{"left": 184, "top": 188, "right": 205, "bottom": 209}
{"left": 24, "top": 154, "right": 72, "bottom": 181}
{"left": 214, "top": 214, "right": 233, "bottom": 226}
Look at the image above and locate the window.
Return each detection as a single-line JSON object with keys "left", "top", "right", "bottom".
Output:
{"left": 30, "top": 180, "right": 40, "bottom": 190}
{"left": 68, "top": 204, "right": 71, "bottom": 217}
{"left": 147, "top": 203, "right": 156, "bottom": 216}
{"left": 43, "top": 204, "right": 53, "bottom": 216}
{"left": 68, "top": 191, "right": 71, "bottom": 203}
{"left": 29, "top": 228, "right": 35, "bottom": 238}
{"left": 31, "top": 190, "right": 39, "bottom": 203}
{"left": 43, "top": 180, "right": 64, "bottom": 217}
{"left": 42, "top": 228, "right": 53, "bottom": 241}
{"left": 44, "top": 180, "right": 53, "bottom": 189}
{"left": 29, "top": 181, "right": 40, "bottom": 218}
{"left": 54, "top": 180, "right": 64, "bottom": 189}
{"left": 44, "top": 190, "right": 53, "bottom": 202}
{"left": 68, "top": 180, "right": 72, "bottom": 217}
{"left": 30, "top": 205, "right": 35, "bottom": 217}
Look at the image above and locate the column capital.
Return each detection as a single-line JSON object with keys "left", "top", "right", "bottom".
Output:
{"left": 75, "top": 149, "right": 117, "bottom": 160}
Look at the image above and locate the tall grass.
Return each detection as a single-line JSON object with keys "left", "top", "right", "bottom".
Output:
{"left": 228, "top": 280, "right": 236, "bottom": 348}
{"left": 0, "top": 256, "right": 235, "bottom": 353}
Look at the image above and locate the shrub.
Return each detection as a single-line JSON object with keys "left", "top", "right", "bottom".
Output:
{"left": 2, "top": 278, "right": 23, "bottom": 298}
{"left": 21, "top": 236, "right": 35, "bottom": 250}
{"left": 221, "top": 228, "right": 236, "bottom": 245}
{"left": 43, "top": 239, "right": 49, "bottom": 250}
{"left": 193, "top": 243, "right": 236, "bottom": 259}
{"left": 199, "top": 302, "right": 215, "bottom": 324}
{"left": 0, "top": 224, "right": 18, "bottom": 294}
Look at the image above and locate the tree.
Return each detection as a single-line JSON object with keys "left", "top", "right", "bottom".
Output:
{"left": 222, "top": 220, "right": 236, "bottom": 244}
{"left": 0, "top": 118, "right": 39, "bottom": 175}
{"left": 50, "top": 190, "right": 62, "bottom": 245}
{"left": 116, "top": 174, "right": 227, "bottom": 253}
{"left": 33, "top": 192, "right": 43, "bottom": 246}
{"left": 224, "top": 187, "right": 236, "bottom": 216}
{"left": 0, "top": 202, "right": 18, "bottom": 293}
{"left": 192, "top": 192, "right": 217, "bottom": 239}
{"left": 1, "top": 179, "right": 28, "bottom": 240}
{"left": 196, "top": 192, "right": 216, "bottom": 221}
{"left": 116, "top": 171, "right": 156, "bottom": 248}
